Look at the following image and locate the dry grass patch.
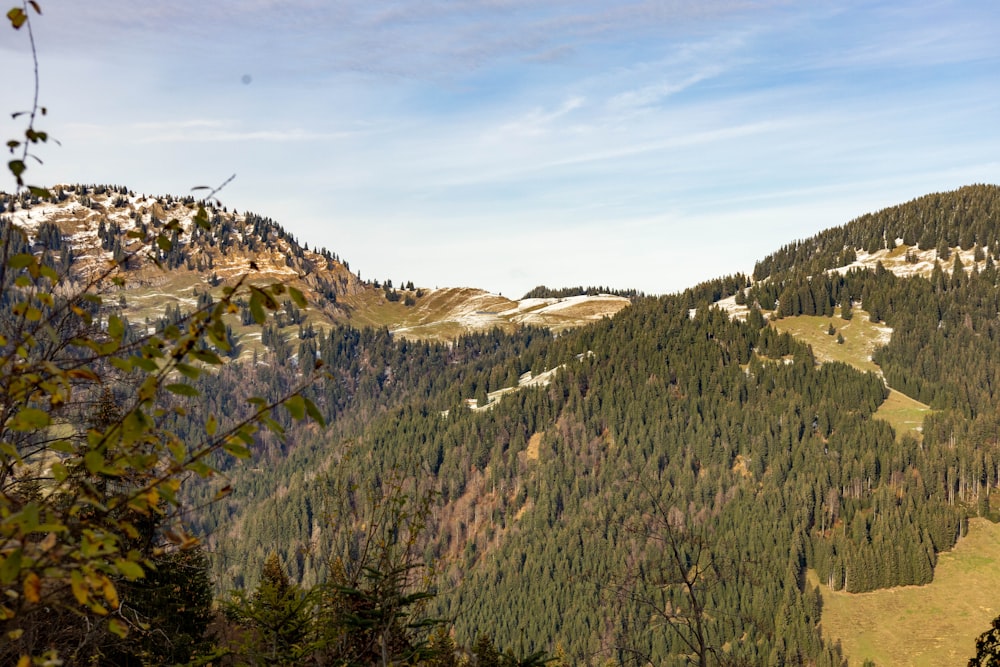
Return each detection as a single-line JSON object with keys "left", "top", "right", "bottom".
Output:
{"left": 769, "top": 308, "right": 889, "bottom": 375}
{"left": 526, "top": 432, "right": 543, "bottom": 462}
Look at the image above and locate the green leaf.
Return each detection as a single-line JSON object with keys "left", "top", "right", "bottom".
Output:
{"left": 8, "top": 159, "right": 26, "bottom": 178}
{"left": 8, "top": 253, "right": 34, "bottom": 270}
{"left": 107, "top": 315, "right": 124, "bottom": 340}
{"left": 165, "top": 383, "right": 199, "bottom": 397}
{"left": 84, "top": 450, "right": 106, "bottom": 475}
{"left": 193, "top": 205, "right": 210, "bottom": 230}
{"left": 50, "top": 440, "right": 74, "bottom": 454}
{"left": 260, "top": 416, "right": 285, "bottom": 436}
{"left": 18, "top": 503, "right": 39, "bottom": 532}
{"left": 175, "top": 363, "right": 202, "bottom": 380}
{"left": 114, "top": 559, "right": 145, "bottom": 581}
{"left": 11, "top": 407, "right": 50, "bottom": 431}
{"left": 250, "top": 285, "right": 279, "bottom": 310}
{"left": 0, "top": 549, "right": 22, "bottom": 585}
{"left": 186, "top": 459, "right": 214, "bottom": 477}
{"left": 51, "top": 461, "right": 68, "bottom": 482}
{"left": 303, "top": 396, "right": 326, "bottom": 427}
{"left": 205, "top": 414, "right": 218, "bottom": 436}
{"left": 284, "top": 394, "right": 306, "bottom": 420}
{"left": 132, "top": 357, "right": 158, "bottom": 373}
{"left": 289, "top": 286, "right": 307, "bottom": 308}
{"left": 108, "top": 618, "right": 128, "bottom": 639}
{"left": 223, "top": 441, "right": 251, "bottom": 459}
{"left": 191, "top": 349, "right": 222, "bottom": 365}
{"left": 67, "top": 367, "right": 101, "bottom": 382}
{"left": 121, "top": 409, "right": 150, "bottom": 444}
{"left": 249, "top": 293, "right": 265, "bottom": 324}
{"left": 155, "top": 235, "right": 172, "bottom": 252}
{"left": 70, "top": 570, "right": 88, "bottom": 605}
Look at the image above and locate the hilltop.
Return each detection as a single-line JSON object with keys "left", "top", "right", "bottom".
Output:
{"left": 0, "top": 185, "right": 628, "bottom": 350}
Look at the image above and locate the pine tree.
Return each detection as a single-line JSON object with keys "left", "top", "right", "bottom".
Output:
{"left": 226, "top": 554, "right": 314, "bottom": 665}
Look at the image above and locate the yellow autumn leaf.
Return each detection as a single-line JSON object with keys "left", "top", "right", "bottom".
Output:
{"left": 101, "top": 575, "right": 120, "bottom": 608}
{"left": 70, "top": 570, "right": 88, "bottom": 605}
{"left": 23, "top": 572, "right": 40, "bottom": 603}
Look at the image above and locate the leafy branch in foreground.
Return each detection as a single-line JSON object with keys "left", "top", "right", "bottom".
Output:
{"left": 0, "top": 196, "right": 324, "bottom": 663}
{"left": 6, "top": 1, "right": 53, "bottom": 197}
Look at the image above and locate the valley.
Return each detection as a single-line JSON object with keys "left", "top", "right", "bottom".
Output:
{"left": 4, "top": 184, "right": 1000, "bottom": 665}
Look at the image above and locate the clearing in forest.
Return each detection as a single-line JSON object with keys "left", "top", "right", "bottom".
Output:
{"left": 769, "top": 307, "right": 889, "bottom": 375}
{"left": 769, "top": 308, "right": 931, "bottom": 438}
{"left": 813, "top": 517, "right": 1000, "bottom": 666}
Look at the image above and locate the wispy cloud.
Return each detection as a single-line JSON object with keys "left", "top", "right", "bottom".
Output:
{"left": 134, "top": 127, "right": 362, "bottom": 144}
{"left": 133, "top": 120, "right": 228, "bottom": 131}
{"left": 46, "top": 0, "right": 787, "bottom": 79}
{"left": 607, "top": 68, "right": 724, "bottom": 112}
{"left": 496, "top": 97, "right": 586, "bottom": 137}
{"left": 14, "top": 0, "right": 1000, "bottom": 297}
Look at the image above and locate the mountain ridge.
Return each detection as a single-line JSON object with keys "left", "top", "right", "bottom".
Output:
{"left": 7, "top": 182, "right": 1000, "bottom": 665}
{"left": 0, "top": 184, "right": 630, "bottom": 346}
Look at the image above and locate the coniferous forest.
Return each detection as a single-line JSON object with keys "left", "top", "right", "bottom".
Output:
{"left": 6, "top": 184, "right": 1000, "bottom": 665}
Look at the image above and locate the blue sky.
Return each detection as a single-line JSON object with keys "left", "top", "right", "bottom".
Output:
{"left": 4, "top": 1, "right": 999, "bottom": 297}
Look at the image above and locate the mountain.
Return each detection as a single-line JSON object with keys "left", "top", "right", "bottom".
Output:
{"left": 5, "top": 183, "right": 1000, "bottom": 665}
{"left": 0, "top": 184, "right": 628, "bottom": 349}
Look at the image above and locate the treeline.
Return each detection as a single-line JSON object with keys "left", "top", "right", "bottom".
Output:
{"left": 0, "top": 185, "right": 356, "bottom": 300}
{"left": 753, "top": 183, "right": 1000, "bottom": 280}
{"left": 521, "top": 285, "right": 643, "bottom": 299}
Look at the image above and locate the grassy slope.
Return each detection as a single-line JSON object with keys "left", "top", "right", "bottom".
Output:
{"left": 341, "top": 287, "right": 514, "bottom": 342}
{"left": 769, "top": 308, "right": 887, "bottom": 375}
{"left": 812, "top": 518, "right": 1000, "bottom": 666}
{"left": 772, "top": 307, "right": 1000, "bottom": 666}
{"left": 875, "top": 389, "right": 932, "bottom": 441}
{"left": 341, "top": 288, "right": 629, "bottom": 343}
{"left": 769, "top": 308, "right": 932, "bottom": 439}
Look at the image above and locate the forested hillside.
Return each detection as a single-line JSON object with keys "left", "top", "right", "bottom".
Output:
{"left": 188, "top": 185, "right": 1000, "bottom": 663}
{"left": 5, "top": 184, "right": 1000, "bottom": 664}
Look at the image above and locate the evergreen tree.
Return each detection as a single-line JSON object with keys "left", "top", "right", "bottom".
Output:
{"left": 226, "top": 554, "right": 315, "bottom": 665}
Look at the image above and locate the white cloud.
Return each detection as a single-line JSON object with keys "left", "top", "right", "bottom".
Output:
{"left": 9, "top": 0, "right": 1000, "bottom": 298}
{"left": 495, "top": 96, "right": 586, "bottom": 137}
{"left": 133, "top": 119, "right": 228, "bottom": 131}
{"left": 134, "top": 128, "right": 362, "bottom": 144}
{"left": 606, "top": 68, "right": 723, "bottom": 112}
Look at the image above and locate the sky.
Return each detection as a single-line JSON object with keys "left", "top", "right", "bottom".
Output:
{"left": 3, "top": 0, "right": 999, "bottom": 297}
